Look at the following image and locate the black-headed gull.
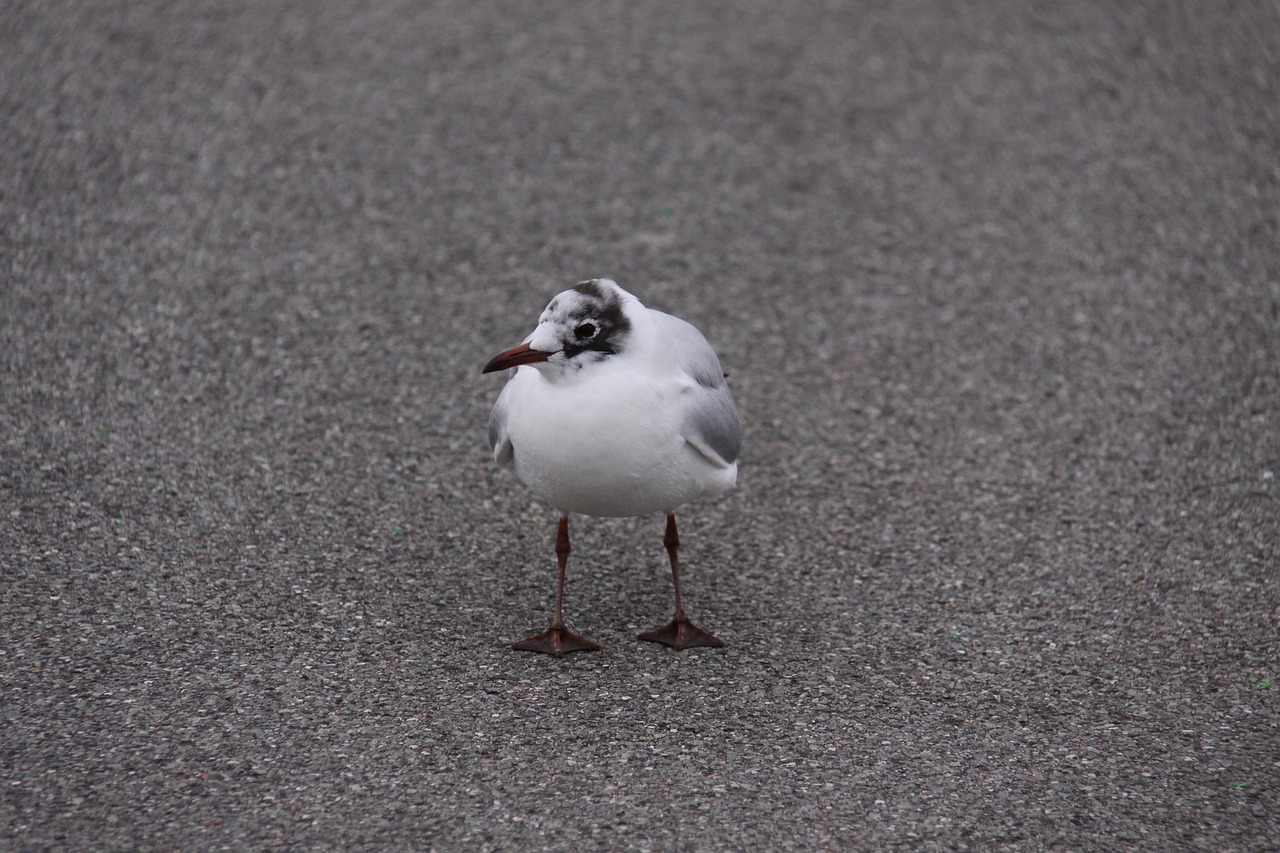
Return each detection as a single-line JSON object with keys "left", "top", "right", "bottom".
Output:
{"left": 482, "top": 278, "right": 741, "bottom": 656}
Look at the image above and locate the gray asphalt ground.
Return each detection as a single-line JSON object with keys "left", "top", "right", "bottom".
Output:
{"left": 3, "top": 2, "right": 1277, "bottom": 850}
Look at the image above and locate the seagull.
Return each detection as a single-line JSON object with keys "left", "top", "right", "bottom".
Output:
{"left": 482, "top": 278, "right": 741, "bottom": 657}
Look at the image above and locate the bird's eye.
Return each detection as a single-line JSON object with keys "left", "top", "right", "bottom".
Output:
{"left": 574, "top": 322, "right": 597, "bottom": 340}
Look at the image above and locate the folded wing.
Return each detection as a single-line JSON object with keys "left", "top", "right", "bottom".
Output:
{"left": 488, "top": 378, "right": 516, "bottom": 466}
{"left": 655, "top": 313, "right": 741, "bottom": 469}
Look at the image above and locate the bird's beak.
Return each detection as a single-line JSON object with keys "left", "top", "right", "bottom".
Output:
{"left": 482, "top": 341, "right": 552, "bottom": 374}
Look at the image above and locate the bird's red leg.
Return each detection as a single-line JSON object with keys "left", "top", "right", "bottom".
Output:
{"left": 638, "top": 513, "right": 725, "bottom": 650}
{"left": 513, "top": 515, "right": 601, "bottom": 656}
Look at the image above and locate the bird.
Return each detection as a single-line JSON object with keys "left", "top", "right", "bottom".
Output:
{"left": 482, "top": 278, "right": 741, "bottom": 656}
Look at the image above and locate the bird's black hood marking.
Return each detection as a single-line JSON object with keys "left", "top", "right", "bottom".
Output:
{"left": 563, "top": 280, "right": 632, "bottom": 359}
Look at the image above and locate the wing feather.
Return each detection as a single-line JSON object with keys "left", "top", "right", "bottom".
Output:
{"left": 488, "top": 378, "right": 516, "bottom": 466}
{"left": 651, "top": 312, "right": 742, "bottom": 468}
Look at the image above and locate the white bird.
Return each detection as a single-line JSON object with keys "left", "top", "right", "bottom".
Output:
{"left": 482, "top": 278, "right": 741, "bottom": 656}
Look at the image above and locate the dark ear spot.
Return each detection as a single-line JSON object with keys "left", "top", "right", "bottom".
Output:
{"left": 572, "top": 280, "right": 606, "bottom": 301}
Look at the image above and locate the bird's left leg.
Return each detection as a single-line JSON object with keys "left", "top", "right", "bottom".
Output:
{"left": 638, "top": 513, "right": 725, "bottom": 650}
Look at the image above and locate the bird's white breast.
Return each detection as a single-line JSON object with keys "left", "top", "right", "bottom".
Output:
{"left": 501, "top": 363, "right": 736, "bottom": 517}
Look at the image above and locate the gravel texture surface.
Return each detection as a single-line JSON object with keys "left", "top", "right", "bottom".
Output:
{"left": 3, "top": 2, "right": 1278, "bottom": 850}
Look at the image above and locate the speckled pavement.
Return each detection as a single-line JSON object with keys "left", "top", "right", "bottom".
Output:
{"left": 2, "top": 2, "right": 1277, "bottom": 849}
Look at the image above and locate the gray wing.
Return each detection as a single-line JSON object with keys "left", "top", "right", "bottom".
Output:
{"left": 488, "top": 377, "right": 516, "bottom": 467}
{"left": 684, "top": 375, "right": 741, "bottom": 468}
{"left": 656, "top": 313, "right": 742, "bottom": 468}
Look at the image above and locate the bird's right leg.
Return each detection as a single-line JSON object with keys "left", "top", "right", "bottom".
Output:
{"left": 513, "top": 515, "right": 601, "bottom": 656}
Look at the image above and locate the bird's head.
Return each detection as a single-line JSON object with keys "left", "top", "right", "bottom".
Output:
{"left": 482, "top": 279, "right": 635, "bottom": 378}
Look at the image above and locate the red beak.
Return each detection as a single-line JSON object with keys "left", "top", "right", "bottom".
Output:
{"left": 482, "top": 341, "right": 552, "bottom": 374}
